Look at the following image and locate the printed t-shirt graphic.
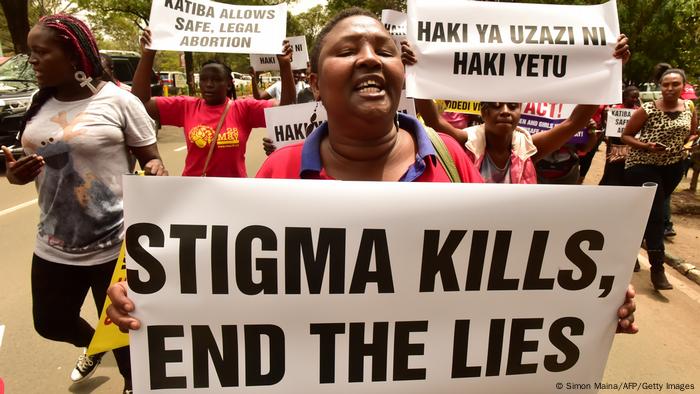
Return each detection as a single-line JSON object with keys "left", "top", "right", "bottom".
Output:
{"left": 156, "top": 96, "right": 272, "bottom": 177}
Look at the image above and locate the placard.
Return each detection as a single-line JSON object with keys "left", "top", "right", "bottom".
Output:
{"left": 148, "top": 0, "right": 287, "bottom": 54}
{"left": 250, "top": 36, "right": 309, "bottom": 72}
{"left": 124, "top": 177, "right": 654, "bottom": 393}
{"left": 405, "top": 0, "right": 622, "bottom": 103}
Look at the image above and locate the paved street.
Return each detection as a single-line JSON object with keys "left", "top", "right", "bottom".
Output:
{"left": 1, "top": 126, "right": 699, "bottom": 393}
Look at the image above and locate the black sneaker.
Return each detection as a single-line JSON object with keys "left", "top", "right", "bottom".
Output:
{"left": 70, "top": 349, "right": 104, "bottom": 383}
{"left": 664, "top": 227, "right": 677, "bottom": 237}
{"left": 123, "top": 378, "right": 133, "bottom": 394}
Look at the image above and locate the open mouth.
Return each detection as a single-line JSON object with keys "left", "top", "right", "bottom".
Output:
{"left": 354, "top": 78, "right": 384, "bottom": 94}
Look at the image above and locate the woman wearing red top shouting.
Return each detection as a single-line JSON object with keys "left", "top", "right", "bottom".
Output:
{"left": 131, "top": 28, "right": 296, "bottom": 177}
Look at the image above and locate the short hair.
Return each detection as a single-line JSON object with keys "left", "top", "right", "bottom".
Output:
{"left": 622, "top": 85, "right": 639, "bottom": 99}
{"left": 309, "top": 7, "right": 377, "bottom": 74}
{"left": 660, "top": 68, "right": 686, "bottom": 84}
{"left": 200, "top": 59, "right": 236, "bottom": 100}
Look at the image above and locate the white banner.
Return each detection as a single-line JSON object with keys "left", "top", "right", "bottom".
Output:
{"left": 148, "top": 0, "right": 287, "bottom": 54}
{"left": 124, "top": 177, "right": 654, "bottom": 393}
{"left": 265, "top": 92, "right": 417, "bottom": 149}
{"left": 250, "top": 36, "right": 309, "bottom": 72}
{"left": 405, "top": 0, "right": 622, "bottom": 104}
{"left": 264, "top": 102, "right": 327, "bottom": 149}
{"left": 381, "top": 9, "right": 407, "bottom": 47}
{"left": 605, "top": 107, "right": 634, "bottom": 138}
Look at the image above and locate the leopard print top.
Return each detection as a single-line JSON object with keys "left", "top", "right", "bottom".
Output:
{"left": 625, "top": 100, "right": 693, "bottom": 168}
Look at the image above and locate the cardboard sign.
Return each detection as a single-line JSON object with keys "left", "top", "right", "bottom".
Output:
{"left": 605, "top": 107, "right": 634, "bottom": 138}
{"left": 148, "top": 0, "right": 287, "bottom": 54}
{"left": 264, "top": 92, "right": 417, "bottom": 149}
{"left": 124, "top": 177, "right": 654, "bottom": 393}
{"left": 381, "top": 9, "right": 407, "bottom": 47}
{"left": 405, "top": 0, "right": 622, "bottom": 104}
{"left": 250, "top": 36, "right": 309, "bottom": 72}
{"left": 264, "top": 102, "right": 328, "bottom": 149}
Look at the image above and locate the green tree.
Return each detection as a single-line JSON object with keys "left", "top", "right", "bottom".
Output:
{"left": 0, "top": 0, "right": 30, "bottom": 53}
{"left": 293, "top": 4, "right": 329, "bottom": 52}
{"left": 326, "top": 0, "right": 406, "bottom": 15}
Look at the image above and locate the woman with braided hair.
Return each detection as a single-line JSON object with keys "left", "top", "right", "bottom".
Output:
{"left": 1, "top": 14, "right": 167, "bottom": 393}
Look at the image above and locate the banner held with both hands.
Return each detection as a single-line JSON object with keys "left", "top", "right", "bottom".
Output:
{"left": 405, "top": 0, "right": 622, "bottom": 104}
{"left": 148, "top": 0, "right": 287, "bottom": 54}
{"left": 123, "top": 177, "right": 653, "bottom": 393}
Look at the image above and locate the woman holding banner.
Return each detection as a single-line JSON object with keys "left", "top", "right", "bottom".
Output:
{"left": 132, "top": 29, "right": 296, "bottom": 177}
{"left": 600, "top": 85, "right": 641, "bottom": 186}
{"left": 0, "top": 14, "right": 167, "bottom": 393}
{"left": 401, "top": 37, "right": 631, "bottom": 184}
{"left": 621, "top": 69, "right": 698, "bottom": 290}
{"left": 107, "top": 7, "right": 638, "bottom": 336}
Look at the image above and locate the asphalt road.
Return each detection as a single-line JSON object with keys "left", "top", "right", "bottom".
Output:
{"left": 0, "top": 126, "right": 699, "bottom": 393}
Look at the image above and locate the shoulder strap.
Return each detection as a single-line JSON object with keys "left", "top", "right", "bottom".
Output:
{"left": 425, "top": 127, "right": 461, "bottom": 183}
{"left": 201, "top": 100, "right": 232, "bottom": 177}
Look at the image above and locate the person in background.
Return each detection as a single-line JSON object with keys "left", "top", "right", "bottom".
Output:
{"left": 106, "top": 7, "right": 638, "bottom": 337}
{"left": 600, "top": 85, "right": 641, "bottom": 186}
{"left": 132, "top": 28, "right": 295, "bottom": 177}
{"left": 1, "top": 14, "right": 167, "bottom": 394}
{"left": 622, "top": 68, "right": 698, "bottom": 290}
{"left": 400, "top": 37, "right": 630, "bottom": 184}
{"left": 251, "top": 67, "right": 308, "bottom": 102}
{"left": 99, "top": 53, "right": 131, "bottom": 92}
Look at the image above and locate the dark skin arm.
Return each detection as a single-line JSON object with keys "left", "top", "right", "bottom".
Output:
{"left": 1, "top": 146, "right": 44, "bottom": 185}
{"left": 130, "top": 143, "right": 168, "bottom": 175}
{"left": 248, "top": 66, "right": 269, "bottom": 100}
{"left": 531, "top": 34, "right": 631, "bottom": 161}
{"left": 277, "top": 40, "right": 296, "bottom": 106}
{"left": 415, "top": 99, "right": 469, "bottom": 145}
{"left": 132, "top": 28, "right": 161, "bottom": 123}
{"left": 689, "top": 105, "right": 698, "bottom": 141}
{"left": 620, "top": 107, "right": 665, "bottom": 151}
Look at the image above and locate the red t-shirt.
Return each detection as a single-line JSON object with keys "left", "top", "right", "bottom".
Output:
{"left": 256, "top": 114, "right": 482, "bottom": 183}
{"left": 157, "top": 96, "right": 272, "bottom": 177}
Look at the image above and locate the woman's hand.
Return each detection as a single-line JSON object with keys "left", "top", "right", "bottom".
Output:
{"left": 616, "top": 284, "right": 638, "bottom": 334}
{"left": 139, "top": 28, "right": 156, "bottom": 55}
{"left": 645, "top": 142, "right": 667, "bottom": 152}
{"left": 106, "top": 281, "right": 142, "bottom": 333}
{"left": 2, "top": 146, "right": 44, "bottom": 185}
{"left": 276, "top": 40, "right": 293, "bottom": 67}
{"left": 400, "top": 40, "right": 417, "bottom": 67}
{"left": 248, "top": 66, "right": 258, "bottom": 80}
{"left": 613, "top": 34, "right": 630, "bottom": 65}
{"left": 143, "top": 158, "right": 168, "bottom": 176}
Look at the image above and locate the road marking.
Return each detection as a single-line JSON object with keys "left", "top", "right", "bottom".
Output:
{"left": 0, "top": 199, "right": 37, "bottom": 217}
{"left": 637, "top": 252, "right": 700, "bottom": 303}
{"left": 174, "top": 145, "right": 187, "bottom": 152}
